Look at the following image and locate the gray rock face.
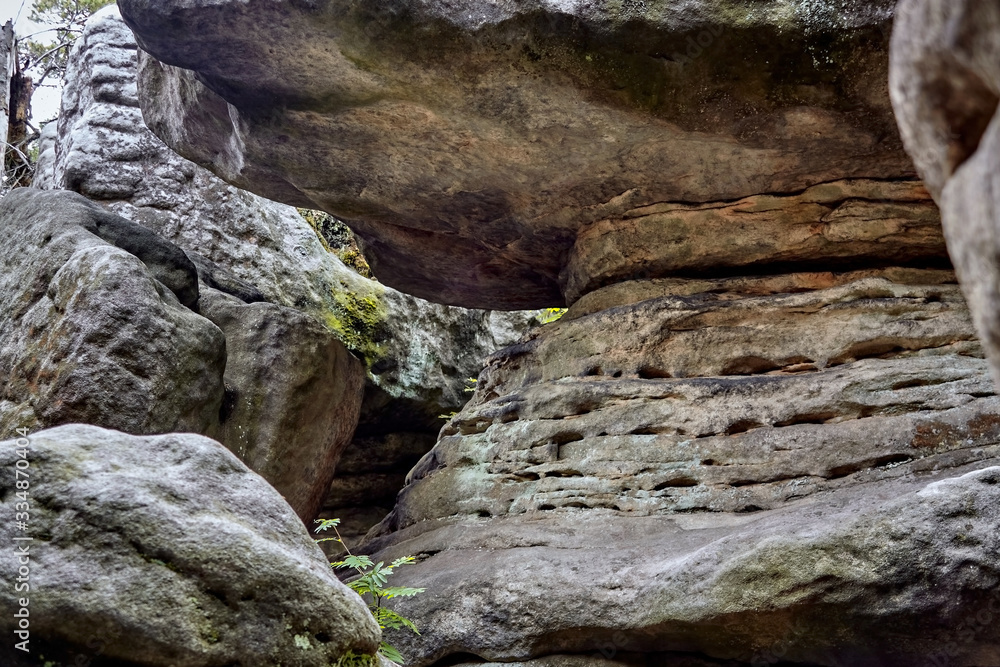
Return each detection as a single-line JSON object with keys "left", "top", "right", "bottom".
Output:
{"left": 0, "top": 188, "right": 225, "bottom": 437}
{"left": 36, "top": 5, "right": 545, "bottom": 534}
{"left": 119, "top": 0, "right": 916, "bottom": 309}
{"left": 0, "top": 187, "right": 363, "bottom": 523}
{"left": 359, "top": 268, "right": 1000, "bottom": 665}
{"left": 38, "top": 6, "right": 541, "bottom": 412}
{"left": 0, "top": 424, "right": 380, "bottom": 666}
{"left": 200, "top": 288, "right": 366, "bottom": 523}
{"left": 98, "top": 3, "right": 1000, "bottom": 663}
{"left": 890, "top": 0, "right": 1000, "bottom": 391}
{"left": 366, "top": 464, "right": 1000, "bottom": 667}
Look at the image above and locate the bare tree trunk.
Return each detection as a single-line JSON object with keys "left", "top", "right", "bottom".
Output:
{"left": 0, "top": 21, "right": 13, "bottom": 163}
{"left": 6, "top": 36, "right": 33, "bottom": 189}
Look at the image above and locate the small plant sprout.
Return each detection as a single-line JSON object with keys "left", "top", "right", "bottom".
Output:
{"left": 315, "top": 518, "right": 426, "bottom": 665}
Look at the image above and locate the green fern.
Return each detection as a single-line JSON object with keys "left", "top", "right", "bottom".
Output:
{"left": 316, "top": 519, "right": 426, "bottom": 665}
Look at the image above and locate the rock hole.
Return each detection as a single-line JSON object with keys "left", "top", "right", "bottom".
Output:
{"left": 774, "top": 412, "right": 839, "bottom": 427}
{"left": 546, "top": 469, "right": 583, "bottom": 478}
{"left": 725, "top": 419, "right": 764, "bottom": 435}
{"left": 538, "top": 504, "right": 556, "bottom": 511}
{"left": 637, "top": 366, "right": 673, "bottom": 379}
{"left": 701, "top": 459, "right": 716, "bottom": 466}
{"left": 315, "top": 632, "right": 332, "bottom": 643}
{"left": 427, "top": 652, "right": 488, "bottom": 667}
{"left": 204, "top": 588, "right": 229, "bottom": 606}
{"left": 828, "top": 453, "right": 912, "bottom": 479}
{"left": 568, "top": 399, "right": 600, "bottom": 416}
{"left": 653, "top": 476, "right": 698, "bottom": 490}
{"left": 218, "top": 386, "right": 238, "bottom": 423}
{"left": 583, "top": 365, "right": 603, "bottom": 376}
{"left": 476, "top": 510, "right": 491, "bottom": 518}
{"left": 736, "top": 504, "right": 765, "bottom": 513}
{"left": 612, "top": 370, "right": 623, "bottom": 378}
{"left": 720, "top": 356, "right": 781, "bottom": 376}
{"left": 892, "top": 378, "right": 933, "bottom": 390}
{"left": 828, "top": 339, "right": 907, "bottom": 366}
{"left": 551, "top": 431, "right": 585, "bottom": 446}
{"left": 630, "top": 426, "right": 662, "bottom": 435}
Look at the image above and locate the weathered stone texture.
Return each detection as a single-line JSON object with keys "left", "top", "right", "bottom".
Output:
{"left": 0, "top": 425, "right": 380, "bottom": 666}
{"left": 367, "top": 464, "right": 1000, "bottom": 667}
{"left": 0, "top": 187, "right": 364, "bottom": 523}
{"left": 33, "top": 6, "right": 543, "bottom": 529}
{"left": 891, "top": 0, "right": 1000, "bottom": 392}
{"left": 119, "top": 0, "right": 911, "bottom": 309}
{"left": 107, "top": 1, "right": 1000, "bottom": 665}
{"left": 0, "top": 188, "right": 225, "bottom": 437}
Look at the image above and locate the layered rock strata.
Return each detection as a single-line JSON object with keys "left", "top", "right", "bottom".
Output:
{"left": 120, "top": 0, "right": 906, "bottom": 309}
{"left": 361, "top": 269, "right": 1000, "bottom": 667}
{"left": 114, "top": 1, "right": 1000, "bottom": 664}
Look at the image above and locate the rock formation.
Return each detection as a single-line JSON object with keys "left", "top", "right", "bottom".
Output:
{"left": 0, "top": 188, "right": 226, "bottom": 436}
{"left": 890, "top": 0, "right": 1000, "bottom": 389}
{"left": 31, "top": 6, "right": 543, "bottom": 538}
{"left": 92, "top": 0, "right": 1000, "bottom": 664}
{"left": 0, "top": 424, "right": 379, "bottom": 666}
{"left": 118, "top": 0, "right": 908, "bottom": 310}
{"left": 0, "top": 187, "right": 365, "bottom": 523}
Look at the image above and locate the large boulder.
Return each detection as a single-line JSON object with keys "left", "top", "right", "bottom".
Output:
{"left": 0, "top": 188, "right": 225, "bottom": 436}
{"left": 36, "top": 5, "right": 542, "bottom": 414}
{"left": 890, "top": 0, "right": 1000, "bottom": 389}
{"left": 200, "top": 289, "right": 367, "bottom": 522}
{"left": 35, "top": 4, "right": 544, "bottom": 538}
{"left": 0, "top": 424, "right": 380, "bottom": 666}
{"left": 0, "top": 187, "right": 364, "bottom": 523}
{"left": 118, "top": 0, "right": 912, "bottom": 309}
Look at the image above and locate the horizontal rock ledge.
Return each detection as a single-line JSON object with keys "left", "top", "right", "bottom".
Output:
{"left": 120, "top": 0, "right": 908, "bottom": 308}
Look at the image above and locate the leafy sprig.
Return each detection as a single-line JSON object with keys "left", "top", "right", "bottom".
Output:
{"left": 315, "top": 519, "right": 425, "bottom": 665}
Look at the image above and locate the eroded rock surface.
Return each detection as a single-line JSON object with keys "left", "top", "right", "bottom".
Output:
{"left": 37, "top": 6, "right": 542, "bottom": 411}
{"left": 0, "top": 188, "right": 225, "bottom": 436}
{"left": 890, "top": 0, "right": 1000, "bottom": 390}
{"left": 35, "top": 6, "right": 544, "bottom": 530}
{"left": 362, "top": 268, "right": 1000, "bottom": 666}
{"left": 367, "top": 465, "right": 1000, "bottom": 667}
{"left": 118, "top": 0, "right": 917, "bottom": 309}
{"left": 107, "top": 1, "right": 1000, "bottom": 664}
{"left": 0, "top": 187, "right": 364, "bottom": 523}
{"left": 0, "top": 425, "right": 380, "bottom": 666}
{"left": 200, "top": 289, "right": 367, "bottom": 523}
{"left": 377, "top": 271, "right": 992, "bottom": 529}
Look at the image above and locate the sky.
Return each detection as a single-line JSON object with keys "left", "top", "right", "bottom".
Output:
{"left": 2, "top": 0, "right": 68, "bottom": 123}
